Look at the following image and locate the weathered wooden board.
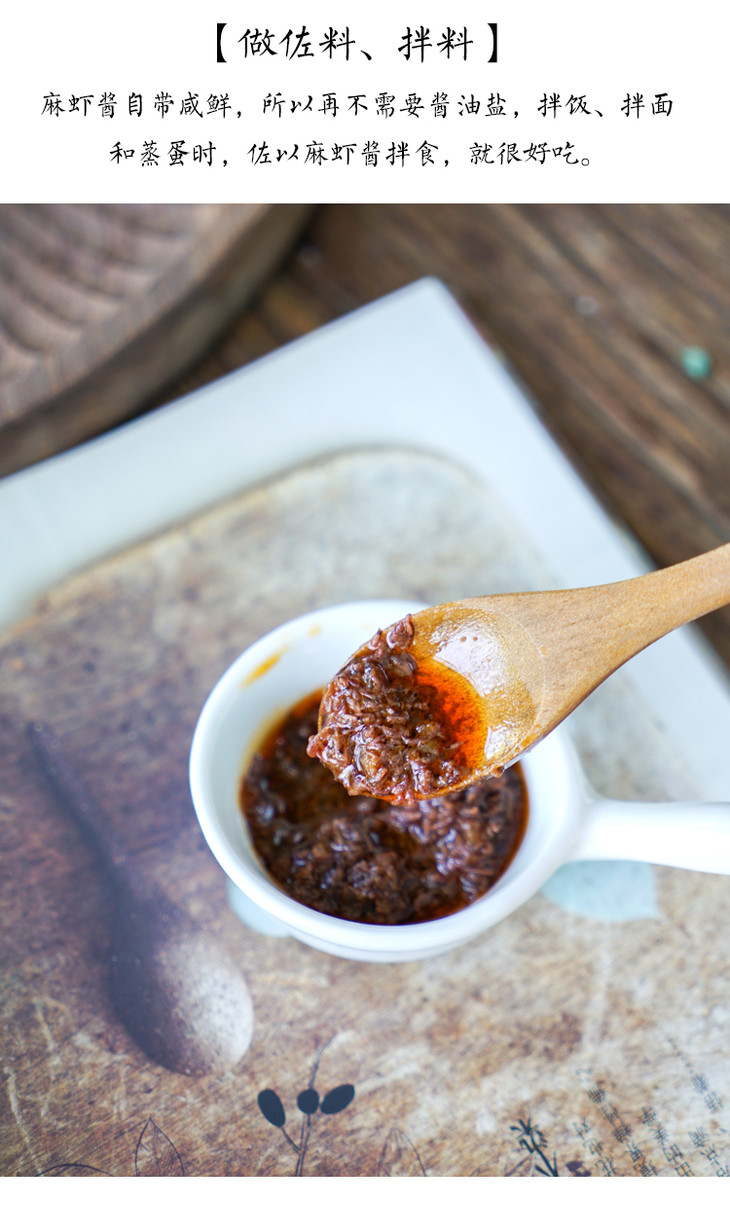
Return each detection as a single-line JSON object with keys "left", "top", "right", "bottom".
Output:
{"left": 161, "top": 204, "right": 730, "bottom": 666}
{"left": 1, "top": 448, "right": 728, "bottom": 1177}
{"left": 0, "top": 203, "right": 314, "bottom": 478}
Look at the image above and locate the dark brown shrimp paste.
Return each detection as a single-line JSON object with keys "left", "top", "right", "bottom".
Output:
{"left": 240, "top": 691, "right": 528, "bottom": 925}
{"left": 308, "top": 615, "right": 470, "bottom": 803}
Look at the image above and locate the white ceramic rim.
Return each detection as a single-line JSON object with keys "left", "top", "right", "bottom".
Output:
{"left": 189, "top": 601, "right": 583, "bottom": 956}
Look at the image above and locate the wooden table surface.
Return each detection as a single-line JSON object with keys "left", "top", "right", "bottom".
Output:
{"left": 153, "top": 203, "right": 730, "bottom": 665}
{"left": 2, "top": 204, "right": 730, "bottom": 1179}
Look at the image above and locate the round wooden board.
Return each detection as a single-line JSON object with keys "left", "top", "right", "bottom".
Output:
{"left": 0, "top": 204, "right": 314, "bottom": 479}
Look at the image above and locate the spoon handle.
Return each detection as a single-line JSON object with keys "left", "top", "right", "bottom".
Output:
{"left": 611, "top": 541, "right": 730, "bottom": 637}
{"left": 583, "top": 541, "right": 730, "bottom": 686}
{"left": 512, "top": 542, "right": 730, "bottom": 717}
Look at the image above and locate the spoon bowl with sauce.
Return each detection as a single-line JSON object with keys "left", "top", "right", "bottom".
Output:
{"left": 190, "top": 598, "right": 730, "bottom": 963}
{"left": 312, "top": 544, "right": 730, "bottom": 801}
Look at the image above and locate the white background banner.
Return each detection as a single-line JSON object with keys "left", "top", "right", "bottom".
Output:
{"left": 0, "top": 0, "right": 727, "bottom": 202}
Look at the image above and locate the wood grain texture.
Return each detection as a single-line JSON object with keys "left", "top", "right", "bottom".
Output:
{"left": 0, "top": 203, "right": 314, "bottom": 477}
{"left": 151, "top": 204, "right": 730, "bottom": 663}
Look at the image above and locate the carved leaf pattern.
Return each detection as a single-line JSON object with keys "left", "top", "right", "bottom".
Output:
{"left": 377, "top": 1127, "right": 426, "bottom": 1176}
{"left": 320, "top": 1084, "right": 355, "bottom": 1115}
{"left": 38, "top": 1163, "right": 111, "bottom": 1177}
{"left": 134, "top": 1118, "right": 185, "bottom": 1177}
{"left": 258, "top": 1088, "right": 286, "bottom": 1127}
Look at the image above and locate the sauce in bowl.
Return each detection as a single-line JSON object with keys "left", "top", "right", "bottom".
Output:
{"left": 240, "top": 689, "right": 528, "bottom": 925}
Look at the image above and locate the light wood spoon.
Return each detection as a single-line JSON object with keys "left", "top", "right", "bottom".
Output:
{"left": 405, "top": 542, "right": 730, "bottom": 792}
{"left": 315, "top": 543, "right": 730, "bottom": 801}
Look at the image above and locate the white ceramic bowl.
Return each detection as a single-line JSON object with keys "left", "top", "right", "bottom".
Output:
{"left": 190, "top": 600, "right": 730, "bottom": 962}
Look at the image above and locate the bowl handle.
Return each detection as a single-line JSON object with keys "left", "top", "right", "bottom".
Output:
{"left": 567, "top": 797, "right": 730, "bottom": 874}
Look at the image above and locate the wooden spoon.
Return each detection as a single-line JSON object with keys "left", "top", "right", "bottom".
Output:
{"left": 28, "top": 721, "right": 254, "bottom": 1077}
{"left": 318, "top": 543, "right": 730, "bottom": 800}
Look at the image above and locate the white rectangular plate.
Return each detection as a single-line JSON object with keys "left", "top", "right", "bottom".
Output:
{"left": 2, "top": 277, "right": 730, "bottom": 797}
